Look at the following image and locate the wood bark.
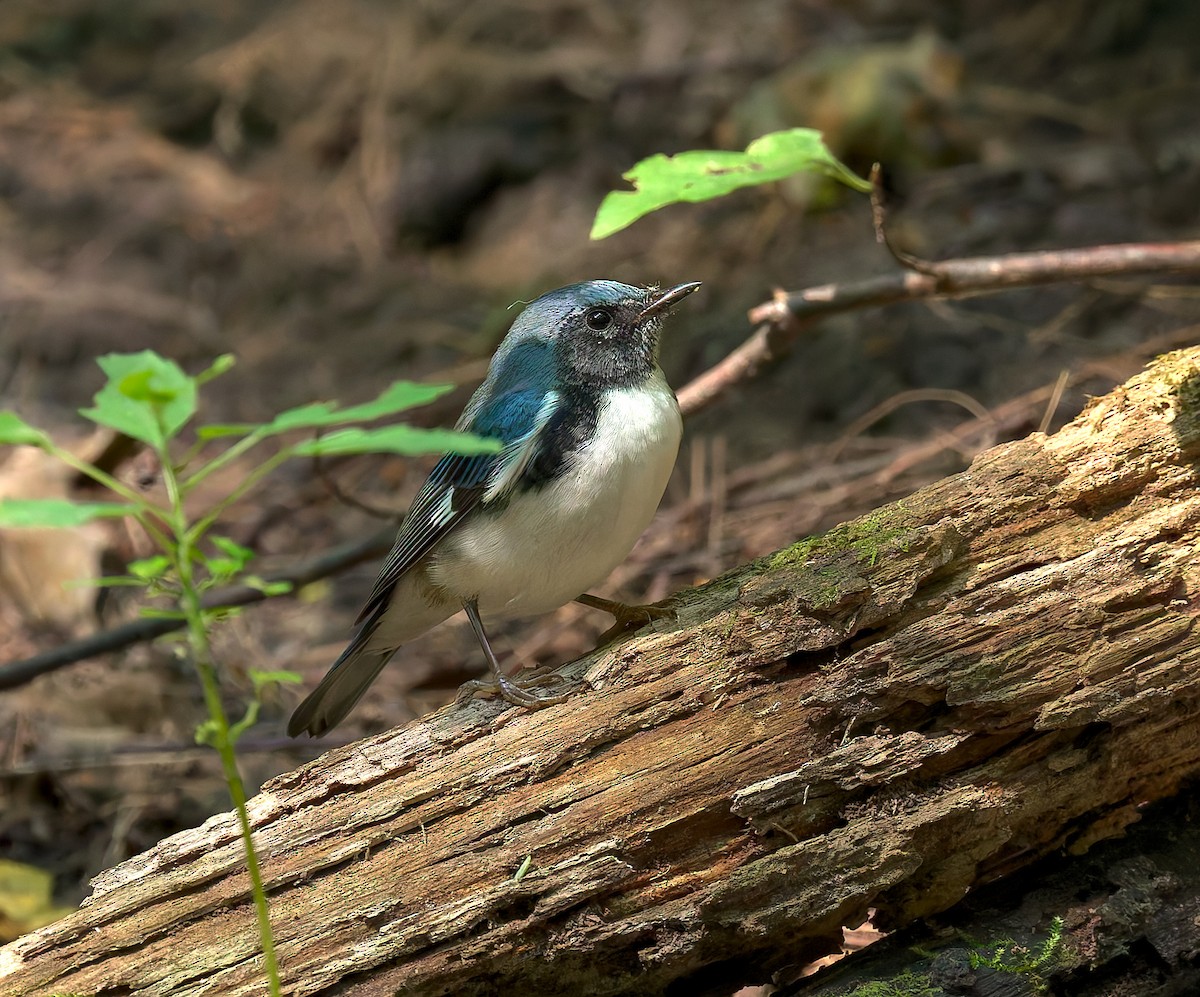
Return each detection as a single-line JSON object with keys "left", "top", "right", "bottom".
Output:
{"left": 5, "top": 348, "right": 1200, "bottom": 996}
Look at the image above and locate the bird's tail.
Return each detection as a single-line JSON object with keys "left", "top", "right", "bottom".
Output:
{"left": 287, "top": 645, "right": 395, "bottom": 738}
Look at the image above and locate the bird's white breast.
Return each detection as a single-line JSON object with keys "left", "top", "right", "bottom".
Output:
{"left": 430, "top": 373, "right": 682, "bottom": 619}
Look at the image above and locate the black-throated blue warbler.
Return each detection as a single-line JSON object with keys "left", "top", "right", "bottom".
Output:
{"left": 288, "top": 279, "right": 700, "bottom": 736}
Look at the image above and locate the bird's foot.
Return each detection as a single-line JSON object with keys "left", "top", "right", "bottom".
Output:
{"left": 454, "top": 667, "right": 573, "bottom": 709}
{"left": 576, "top": 594, "right": 676, "bottom": 643}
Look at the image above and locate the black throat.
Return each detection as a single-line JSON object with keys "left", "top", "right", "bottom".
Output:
{"left": 521, "top": 384, "right": 602, "bottom": 489}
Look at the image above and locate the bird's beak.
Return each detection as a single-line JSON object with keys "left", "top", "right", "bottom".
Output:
{"left": 638, "top": 281, "right": 702, "bottom": 322}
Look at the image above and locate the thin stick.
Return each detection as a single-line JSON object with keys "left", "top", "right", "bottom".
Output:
{"left": 0, "top": 526, "right": 395, "bottom": 690}
{"left": 1039, "top": 370, "right": 1071, "bottom": 435}
{"left": 677, "top": 241, "right": 1200, "bottom": 416}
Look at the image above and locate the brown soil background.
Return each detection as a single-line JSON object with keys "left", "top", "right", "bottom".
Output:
{"left": 1, "top": 0, "right": 1198, "bottom": 932}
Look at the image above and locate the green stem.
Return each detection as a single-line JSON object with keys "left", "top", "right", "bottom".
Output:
{"left": 47, "top": 444, "right": 147, "bottom": 506}
{"left": 48, "top": 445, "right": 174, "bottom": 549}
{"left": 182, "top": 429, "right": 267, "bottom": 493}
{"left": 177, "top": 437, "right": 210, "bottom": 471}
{"left": 186, "top": 449, "right": 292, "bottom": 544}
{"left": 162, "top": 452, "right": 283, "bottom": 995}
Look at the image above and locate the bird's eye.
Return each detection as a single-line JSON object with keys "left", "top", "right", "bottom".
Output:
{"left": 584, "top": 308, "right": 613, "bottom": 332}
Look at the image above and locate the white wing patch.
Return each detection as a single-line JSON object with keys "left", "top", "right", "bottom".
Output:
{"left": 483, "top": 389, "right": 561, "bottom": 503}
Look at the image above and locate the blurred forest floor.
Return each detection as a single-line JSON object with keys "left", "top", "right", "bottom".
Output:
{"left": 1, "top": 0, "right": 1199, "bottom": 931}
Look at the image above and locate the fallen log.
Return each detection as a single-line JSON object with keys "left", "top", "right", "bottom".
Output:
{"left": 4, "top": 347, "right": 1200, "bottom": 996}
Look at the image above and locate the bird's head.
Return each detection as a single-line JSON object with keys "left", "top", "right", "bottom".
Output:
{"left": 505, "top": 279, "right": 701, "bottom": 390}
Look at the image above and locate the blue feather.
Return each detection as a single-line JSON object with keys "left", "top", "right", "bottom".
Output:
{"left": 353, "top": 379, "right": 561, "bottom": 626}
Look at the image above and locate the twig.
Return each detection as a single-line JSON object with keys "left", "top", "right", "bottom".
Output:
{"left": 4, "top": 735, "right": 352, "bottom": 777}
{"left": 825, "top": 388, "right": 996, "bottom": 464}
{"left": 869, "top": 322, "right": 1200, "bottom": 485}
{"left": 1039, "top": 369, "right": 1071, "bottom": 435}
{"left": 677, "top": 240, "right": 1200, "bottom": 416}
{"left": 0, "top": 526, "right": 395, "bottom": 690}
{"left": 311, "top": 450, "right": 401, "bottom": 520}
{"left": 868, "top": 162, "right": 938, "bottom": 275}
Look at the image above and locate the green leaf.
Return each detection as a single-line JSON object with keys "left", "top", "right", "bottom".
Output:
{"left": 0, "top": 412, "right": 50, "bottom": 448}
{"left": 194, "top": 719, "right": 219, "bottom": 747}
{"left": 0, "top": 498, "right": 133, "bottom": 528}
{"left": 195, "top": 354, "right": 236, "bottom": 386}
{"left": 243, "top": 575, "right": 293, "bottom": 597}
{"left": 203, "top": 558, "right": 240, "bottom": 583}
{"left": 249, "top": 668, "right": 302, "bottom": 693}
{"left": 128, "top": 555, "right": 171, "bottom": 580}
{"left": 292, "top": 425, "right": 502, "bottom": 457}
{"left": 199, "top": 381, "right": 457, "bottom": 440}
{"left": 280, "top": 381, "right": 454, "bottom": 428}
{"left": 196, "top": 423, "right": 256, "bottom": 440}
{"left": 200, "top": 537, "right": 256, "bottom": 587}
{"left": 80, "top": 352, "right": 197, "bottom": 448}
{"left": 590, "top": 127, "right": 872, "bottom": 239}
{"left": 211, "top": 535, "right": 255, "bottom": 570}
{"left": 260, "top": 402, "right": 330, "bottom": 432}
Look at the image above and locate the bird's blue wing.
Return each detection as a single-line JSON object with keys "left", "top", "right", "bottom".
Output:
{"left": 354, "top": 385, "right": 560, "bottom": 625}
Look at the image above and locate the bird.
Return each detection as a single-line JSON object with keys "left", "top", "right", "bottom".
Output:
{"left": 288, "top": 279, "right": 701, "bottom": 737}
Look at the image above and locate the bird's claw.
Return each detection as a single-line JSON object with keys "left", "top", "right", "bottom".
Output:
{"left": 577, "top": 594, "right": 676, "bottom": 644}
{"left": 455, "top": 667, "right": 573, "bottom": 709}
{"left": 601, "top": 602, "right": 675, "bottom": 642}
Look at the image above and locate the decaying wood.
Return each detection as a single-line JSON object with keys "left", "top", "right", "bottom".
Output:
{"left": 791, "top": 794, "right": 1200, "bottom": 996}
{"left": 5, "top": 347, "right": 1200, "bottom": 996}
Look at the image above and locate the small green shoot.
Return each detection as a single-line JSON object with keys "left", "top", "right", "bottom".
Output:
{"left": 226, "top": 669, "right": 303, "bottom": 744}
{"left": 0, "top": 350, "right": 497, "bottom": 993}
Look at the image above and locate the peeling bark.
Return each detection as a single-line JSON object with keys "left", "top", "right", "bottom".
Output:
{"left": 4, "top": 349, "right": 1200, "bottom": 996}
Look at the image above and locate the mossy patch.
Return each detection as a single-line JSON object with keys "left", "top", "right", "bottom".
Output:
{"left": 964, "top": 915, "right": 1066, "bottom": 990}
{"left": 836, "top": 971, "right": 940, "bottom": 996}
{"left": 769, "top": 504, "right": 915, "bottom": 573}
{"left": 832, "top": 916, "right": 1067, "bottom": 996}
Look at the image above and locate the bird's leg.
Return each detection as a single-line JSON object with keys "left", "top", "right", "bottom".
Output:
{"left": 455, "top": 599, "right": 571, "bottom": 708}
{"left": 576, "top": 593, "right": 676, "bottom": 644}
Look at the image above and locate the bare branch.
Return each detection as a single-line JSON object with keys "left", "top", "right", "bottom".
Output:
{"left": 677, "top": 240, "right": 1200, "bottom": 415}
{"left": 0, "top": 527, "right": 394, "bottom": 690}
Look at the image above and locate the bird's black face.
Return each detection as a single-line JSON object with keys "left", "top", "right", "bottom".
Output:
{"left": 555, "top": 282, "right": 701, "bottom": 390}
